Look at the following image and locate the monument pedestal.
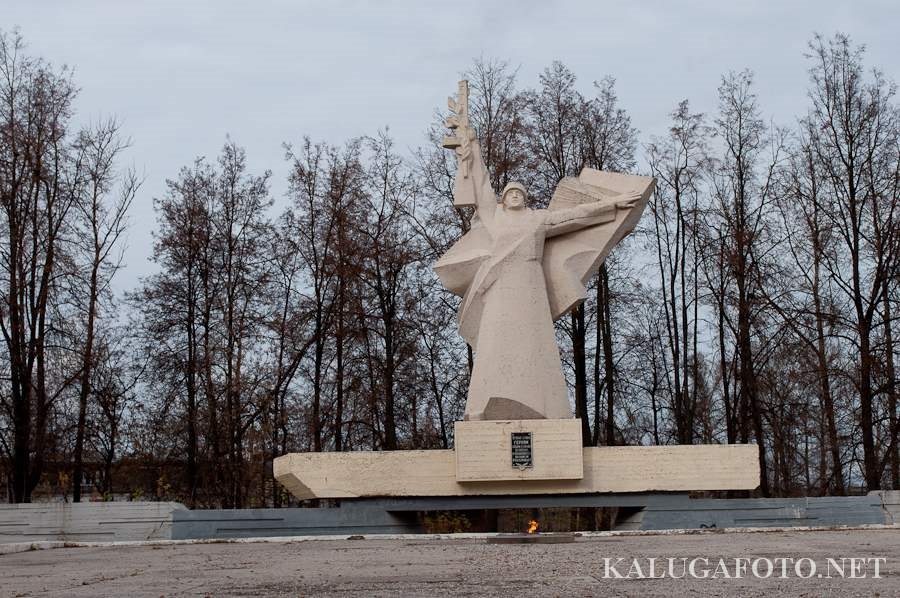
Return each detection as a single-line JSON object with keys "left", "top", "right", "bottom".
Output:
{"left": 455, "top": 419, "right": 583, "bottom": 481}
{"left": 274, "top": 419, "right": 760, "bottom": 500}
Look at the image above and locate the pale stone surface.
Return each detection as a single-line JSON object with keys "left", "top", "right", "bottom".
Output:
{"left": 274, "top": 444, "right": 760, "bottom": 500}
{"left": 454, "top": 419, "right": 583, "bottom": 482}
{"left": 434, "top": 80, "right": 655, "bottom": 421}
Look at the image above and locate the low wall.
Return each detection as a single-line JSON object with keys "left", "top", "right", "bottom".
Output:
{"left": 634, "top": 494, "right": 890, "bottom": 530}
{"left": 171, "top": 505, "right": 420, "bottom": 540}
{"left": 873, "top": 490, "right": 900, "bottom": 524}
{"left": 0, "top": 502, "right": 186, "bottom": 543}
{"left": 2, "top": 492, "right": 895, "bottom": 543}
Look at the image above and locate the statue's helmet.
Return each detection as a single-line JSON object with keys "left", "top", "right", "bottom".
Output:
{"left": 500, "top": 181, "right": 528, "bottom": 205}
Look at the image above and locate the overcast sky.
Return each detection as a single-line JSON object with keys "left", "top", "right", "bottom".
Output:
{"left": 4, "top": 0, "right": 899, "bottom": 292}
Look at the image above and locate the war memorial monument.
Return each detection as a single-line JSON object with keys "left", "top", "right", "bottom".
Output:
{"left": 2, "top": 81, "right": 897, "bottom": 598}
{"left": 273, "top": 81, "right": 759, "bottom": 503}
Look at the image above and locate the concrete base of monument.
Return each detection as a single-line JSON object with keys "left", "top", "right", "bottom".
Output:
{"left": 274, "top": 421, "right": 761, "bottom": 500}
{"left": 454, "top": 419, "right": 584, "bottom": 481}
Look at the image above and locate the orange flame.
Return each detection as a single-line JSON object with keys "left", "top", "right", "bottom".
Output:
{"left": 527, "top": 519, "right": 539, "bottom": 534}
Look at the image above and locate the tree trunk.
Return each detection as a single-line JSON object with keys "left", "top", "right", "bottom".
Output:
{"left": 312, "top": 310, "right": 325, "bottom": 452}
{"left": 812, "top": 254, "right": 843, "bottom": 495}
{"left": 858, "top": 321, "right": 880, "bottom": 491}
{"left": 597, "top": 265, "right": 616, "bottom": 446}
{"left": 383, "top": 315, "right": 398, "bottom": 450}
{"left": 883, "top": 286, "right": 899, "bottom": 490}
{"left": 73, "top": 261, "right": 100, "bottom": 503}
{"left": 737, "top": 275, "right": 769, "bottom": 496}
{"left": 570, "top": 305, "right": 590, "bottom": 446}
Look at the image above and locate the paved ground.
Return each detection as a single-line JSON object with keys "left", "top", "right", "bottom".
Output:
{"left": 1, "top": 528, "right": 898, "bottom": 597}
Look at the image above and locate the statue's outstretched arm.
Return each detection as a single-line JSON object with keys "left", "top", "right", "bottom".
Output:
{"left": 543, "top": 191, "right": 642, "bottom": 237}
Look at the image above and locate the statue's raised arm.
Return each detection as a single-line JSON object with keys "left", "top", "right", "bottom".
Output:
{"left": 442, "top": 80, "right": 498, "bottom": 232}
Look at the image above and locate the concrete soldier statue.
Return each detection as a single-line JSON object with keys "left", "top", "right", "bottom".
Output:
{"left": 434, "top": 80, "right": 655, "bottom": 422}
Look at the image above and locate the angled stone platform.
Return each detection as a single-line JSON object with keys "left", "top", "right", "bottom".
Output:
{"left": 274, "top": 444, "right": 760, "bottom": 500}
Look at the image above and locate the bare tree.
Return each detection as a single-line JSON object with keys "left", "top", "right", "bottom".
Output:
{"left": 88, "top": 327, "right": 143, "bottom": 496}
{"left": 135, "top": 157, "right": 215, "bottom": 506}
{"left": 803, "top": 33, "right": 900, "bottom": 491}
{"left": 212, "top": 141, "right": 271, "bottom": 507}
{"left": 707, "top": 70, "right": 784, "bottom": 496}
{"left": 284, "top": 137, "right": 363, "bottom": 452}
{"left": 0, "top": 31, "right": 81, "bottom": 502}
{"left": 135, "top": 141, "right": 271, "bottom": 507}
{"left": 645, "top": 100, "right": 711, "bottom": 445}
{"left": 259, "top": 218, "right": 313, "bottom": 505}
{"left": 70, "top": 120, "right": 137, "bottom": 502}
{"left": 465, "top": 57, "right": 529, "bottom": 193}
{"left": 580, "top": 78, "right": 637, "bottom": 447}
{"left": 359, "top": 131, "right": 420, "bottom": 450}
{"left": 774, "top": 120, "right": 847, "bottom": 494}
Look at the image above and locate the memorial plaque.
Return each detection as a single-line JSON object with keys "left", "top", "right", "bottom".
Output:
{"left": 511, "top": 432, "right": 533, "bottom": 469}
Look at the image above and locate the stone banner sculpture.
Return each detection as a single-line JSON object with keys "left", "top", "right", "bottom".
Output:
{"left": 434, "top": 80, "right": 654, "bottom": 422}
{"left": 273, "top": 81, "right": 759, "bottom": 501}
